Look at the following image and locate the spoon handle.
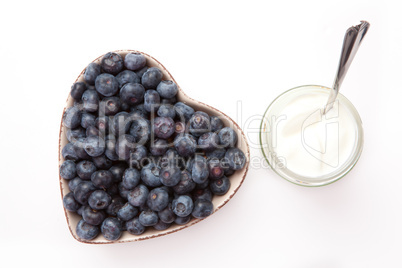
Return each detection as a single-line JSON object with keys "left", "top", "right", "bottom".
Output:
{"left": 324, "top": 21, "right": 370, "bottom": 114}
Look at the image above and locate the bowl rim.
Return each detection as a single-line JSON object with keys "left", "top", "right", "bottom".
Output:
{"left": 58, "top": 49, "right": 251, "bottom": 244}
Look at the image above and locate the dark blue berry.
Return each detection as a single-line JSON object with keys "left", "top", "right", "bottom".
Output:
{"left": 175, "top": 121, "right": 186, "bottom": 135}
{"left": 198, "top": 132, "right": 219, "bottom": 152}
{"left": 174, "top": 215, "right": 191, "bottom": 225}
{"left": 147, "top": 188, "right": 169, "bottom": 212}
{"left": 91, "top": 170, "right": 114, "bottom": 189}
{"left": 129, "top": 117, "right": 151, "bottom": 145}
{"left": 120, "top": 83, "right": 145, "bottom": 105}
{"left": 95, "top": 116, "right": 109, "bottom": 134}
{"left": 95, "top": 73, "right": 119, "bottom": 97}
{"left": 106, "top": 196, "right": 125, "bottom": 216}
{"left": 141, "top": 163, "right": 162, "bottom": 187}
{"left": 208, "top": 158, "right": 224, "bottom": 179}
{"left": 157, "top": 104, "right": 176, "bottom": 119}
{"left": 130, "top": 103, "right": 149, "bottom": 118}
{"left": 115, "top": 134, "right": 136, "bottom": 161}
{"left": 72, "top": 138, "right": 91, "bottom": 160}
{"left": 73, "top": 181, "right": 96, "bottom": 205}
{"left": 192, "top": 188, "right": 212, "bottom": 201}
{"left": 192, "top": 199, "right": 213, "bottom": 219}
{"left": 153, "top": 220, "right": 171, "bottom": 231}
{"left": 76, "top": 160, "right": 97, "bottom": 180}
{"left": 84, "top": 135, "right": 105, "bottom": 157}
{"left": 160, "top": 166, "right": 181, "bottom": 187}
{"left": 109, "top": 162, "right": 127, "bottom": 183}
{"left": 122, "top": 168, "right": 141, "bottom": 189}
{"left": 67, "top": 127, "right": 86, "bottom": 143}
{"left": 128, "top": 145, "right": 147, "bottom": 169}
{"left": 83, "top": 62, "right": 101, "bottom": 85}
{"left": 88, "top": 190, "right": 111, "bottom": 210}
{"left": 124, "top": 52, "right": 146, "bottom": 71}
{"left": 218, "top": 127, "right": 238, "bottom": 148}
{"left": 206, "top": 148, "right": 226, "bottom": 160}
{"left": 71, "top": 82, "right": 87, "bottom": 100}
{"left": 156, "top": 80, "right": 178, "bottom": 99}
{"left": 144, "top": 89, "right": 160, "bottom": 113}
{"left": 161, "top": 96, "right": 177, "bottom": 105}
{"left": 174, "top": 134, "right": 197, "bottom": 157}
{"left": 142, "top": 67, "right": 163, "bottom": 89}
{"left": 225, "top": 148, "right": 246, "bottom": 170}
{"left": 99, "top": 97, "right": 121, "bottom": 116}
{"left": 111, "top": 112, "right": 130, "bottom": 137}
{"left": 76, "top": 219, "right": 99, "bottom": 240}
{"left": 101, "top": 217, "right": 123, "bottom": 241}
{"left": 68, "top": 177, "right": 83, "bottom": 192}
{"left": 63, "top": 192, "right": 80, "bottom": 212}
{"left": 82, "top": 89, "right": 99, "bottom": 113}
{"left": 126, "top": 217, "right": 145, "bottom": 235}
{"left": 139, "top": 210, "right": 159, "bottom": 226}
{"left": 191, "top": 155, "right": 209, "bottom": 184}
{"left": 174, "top": 102, "right": 195, "bottom": 122}
{"left": 210, "top": 176, "right": 230, "bottom": 196}
{"left": 63, "top": 106, "right": 82, "bottom": 129}
{"left": 82, "top": 206, "right": 106, "bottom": 225}
{"left": 135, "top": 66, "right": 148, "bottom": 81}
{"left": 92, "top": 155, "right": 113, "bottom": 169}
{"left": 210, "top": 116, "right": 224, "bottom": 132}
{"left": 117, "top": 203, "right": 138, "bottom": 221}
{"left": 62, "top": 143, "right": 79, "bottom": 161}
{"left": 158, "top": 203, "right": 176, "bottom": 224}
{"left": 116, "top": 70, "right": 140, "bottom": 88}
{"left": 150, "top": 139, "right": 168, "bottom": 156}
{"left": 128, "top": 184, "right": 149, "bottom": 207}
{"left": 153, "top": 116, "right": 175, "bottom": 139}
{"left": 172, "top": 195, "right": 193, "bottom": 217}
{"left": 173, "top": 170, "right": 196, "bottom": 194}
{"left": 81, "top": 113, "right": 96, "bottom": 129}
{"left": 118, "top": 182, "right": 131, "bottom": 199}
{"left": 189, "top": 111, "right": 210, "bottom": 137}
{"left": 101, "top": 52, "right": 124, "bottom": 75}
{"left": 86, "top": 125, "right": 101, "bottom": 137}
{"left": 105, "top": 137, "right": 118, "bottom": 162}
{"left": 60, "top": 160, "right": 76, "bottom": 180}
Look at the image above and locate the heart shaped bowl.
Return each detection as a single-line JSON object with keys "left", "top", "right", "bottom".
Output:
{"left": 58, "top": 50, "right": 250, "bottom": 244}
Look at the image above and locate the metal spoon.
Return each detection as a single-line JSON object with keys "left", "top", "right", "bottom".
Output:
{"left": 323, "top": 20, "right": 370, "bottom": 114}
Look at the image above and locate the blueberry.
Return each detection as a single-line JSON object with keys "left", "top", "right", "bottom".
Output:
{"left": 189, "top": 111, "right": 210, "bottom": 137}
{"left": 82, "top": 89, "right": 99, "bottom": 113}
{"left": 210, "top": 116, "right": 224, "bottom": 132}
{"left": 124, "top": 52, "right": 146, "bottom": 71}
{"left": 72, "top": 138, "right": 91, "bottom": 160}
{"left": 128, "top": 145, "right": 147, "bottom": 169}
{"left": 88, "top": 190, "right": 112, "bottom": 210}
{"left": 153, "top": 116, "right": 175, "bottom": 139}
{"left": 144, "top": 89, "right": 160, "bottom": 113}
{"left": 147, "top": 188, "right": 169, "bottom": 212}
{"left": 116, "top": 70, "right": 140, "bottom": 88}
{"left": 153, "top": 220, "right": 171, "bottom": 231}
{"left": 76, "top": 219, "right": 100, "bottom": 240}
{"left": 63, "top": 192, "right": 81, "bottom": 212}
{"left": 191, "top": 155, "right": 209, "bottom": 184}
{"left": 208, "top": 158, "right": 224, "bottom": 179}
{"left": 172, "top": 195, "right": 194, "bottom": 217}
{"left": 67, "top": 127, "right": 86, "bottom": 143}
{"left": 174, "top": 134, "right": 197, "bottom": 157}
{"left": 60, "top": 160, "right": 76, "bottom": 180}
{"left": 198, "top": 132, "right": 219, "bottom": 152}
{"left": 81, "top": 113, "right": 96, "bottom": 129}
{"left": 141, "top": 163, "right": 162, "bottom": 187}
{"left": 95, "top": 73, "right": 119, "bottom": 97}
{"left": 206, "top": 148, "right": 226, "bottom": 160}
{"left": 62, "top": 143, "right": 79, "bottom": 161}
{"left": 101, "top": 217, "right": 123, "bottom": 241}
{"left": 135, "top": 66, "right": 148, "bottom": 81}
{"left": 92, "top": 155, "right": 113, "bottom": 169}
{"left": 99, "top": 97, "right": 121, "bottom": 116}
{"left": 158, "top": 203, "right": 176, "bottom": 224}
{"left": 77, "top": 206, "right": 85, "bottom": 216}
{"left": 174, "top": 102, "right": 195, "bottom": 122}
{"left": 175, "top": 121, "right": 186, "bottom": 135}
{"left": 82, "top": 206, "right": 106, "bottom": 225}
{"left": 142, "top": 67, "right": 163, "bottom": 89}
{"left": 161, "top": 149, "right": 184, "bottom": 168}
{"left": 192, "top": 199, "right": 213, "bottom": 219}
{"left": 161, "top": 96, "right": 177, "bottom": 105}
{"left": 150, "top": 139, "right": 168, "bottom": 156}
{"left": 76, "top": 160, "right": 97, "bottom": 180}
{"left": 111, "top": 112, "right": 130, "bottom": 137}
{"left": 173, "top": 170, "right": 196, "bottom": 194}
{"left": 73, "top": 181, "right": 96, "bottom": 205}
{"left": 83, "top": 62, "right": 101, "bottom": 85}
{"left": 115, "top": 134, "right": 136, "bottom": 161}
{"left": 109, "top": 162, "right": 127, "bottom": 183}
{"left": 139, "top": 210, "right": 159, "bottom": 226}
{"left": 225, "top": 148, "right": 246, "bottom": 170}
{"left": 129, "top": 117, "right": 151, "bottom": 145}
{"left": 101, "top": 52, "right": 124, "bottom": 75}
{"left": 84, "top": 135, "right": 105, "bottom": 157}
{"left": 107, "top": 183, "right": 119, "bottom": 196}
{"left": 91, "top": 170, "right": 114, "bottom": 189}
{"left": 126, "top": 217, "right": 145, "bottom": 235}
{"left": 117, "top": 203, "right": 138, "bottom": 221}
{"left": 68, "top": 177, "right": 83, "bottom": 192}
{"left": 218, "top": 127, "right": 238, "bottom": 148}
{"left": 195, "top": 179, "right": 209, "bottom": 190}
{"left": 63, "top": 106, "right": 81, "bottom": 129}
{"left": 120, "top": 83, "right": 145, "bottom": 106}
{"left": 157, "top": 104, "right": 176, "bottom": 119}
{"left": 224, "top": 168, "right": 235, "bottom": 176}
{"left": 174, "top": 215, "right": 192, "bottom": 225}
{"left": 71, "top": 82, "right": 87, "bottom": 100}
{"left": 160, "top": 166, "right": 181, "bottom": 187}
{"left": 94, "top": 116, "right": 109, "bottom": 134}
{"left": 192, "top": 188, "right": 212, "bottom": 202}
{"left": 106, "top": 196, "right": 125, "bottom": 216}
{"left": 130, "top": 103, "right": 149, "bottom": 118}
{"left": 156, "top": 80, "right": 178, "bottom": 99}
{"left": 122, "top": 168, "right": 141, "bottom": 189}
{"left": 86, "top": 125, "right": 102, "bottom": 137}
{"left": 128, "top": 184, "right": 149, "bottom": 207}
{"left": 210, "top": 176, "right": 230, "bottom": 196}
{"left": 118, "top": 182, "right": 131, "bottom": 200}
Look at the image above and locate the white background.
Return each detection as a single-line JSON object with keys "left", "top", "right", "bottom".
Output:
{"left": 1, "top": 0, "right": 401, "bottom": 267}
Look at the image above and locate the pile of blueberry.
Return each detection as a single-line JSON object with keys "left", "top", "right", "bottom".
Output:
{"left": 60, "top": 52, "right": 246, "bottom": 241}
